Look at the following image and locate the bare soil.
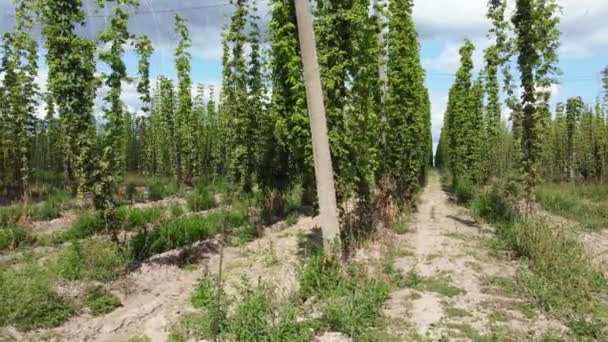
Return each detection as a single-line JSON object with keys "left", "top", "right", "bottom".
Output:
{"left": 383, "top": 175, "right": 565, "bottom": 340}
{"left": 18, "top": 216, "right": 316, "bottom": 342}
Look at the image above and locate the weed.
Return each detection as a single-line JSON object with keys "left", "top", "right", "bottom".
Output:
{"left": 298, "top": 254, "right": 347, "bottom": 300}
{"left": 471, "top": 187, "right": 516, "bottom": 224}
{"left": 29, "top": 191, "right": 73, "bottom": 221}
{"left": 442, "top": 301, "right": 472, "bottom": 318}
{"left": 224, "top": 283, "right": 274, "bottom": 340}
{"left": 187, "top": 185, "right": 216, "bottom": 212}
{"left": 381, "top": 243, "right": 406, "bottom": 287}
{"left": 125, "top": 182, "right": 138, "bottom": 202}
{"left": 83, "top": 285, "right": 121, "bottom": 316}
{"left": 480, "top": 276, "right": 519, "bottom": 297}
{"left": 391, "top": 211, "right": 411, "bottom": 234}
{"left": 58, "top": 210, "right": 105, "bottom": 242}
{"left": 191, "top": 276, "right": 219, "bottom": 310}
{"left": 285, "top": 213, "right": 298, "bottom": 227}
{"left": 262, "top": 241, "right": 279, "bottom": 267}
{"left": 129, "top": 206, "right": 254, "bottom": 260}
{"left": 536, "top": 183, "right": 608, "bottom": 230}
{"left": 0, "top": 264, "right": 74, "bottom": 330}
{"left": 116, "top": 206, "right": 163, "bottom": 231}
{"left": 298, "top": 254, "right": 391, "bottom": 339}
{"left": 168, "top": 311, "right": 216, "bottom": 341}
{"left": 0, "top": 205, "right": 21, "bottom": 227}
{"left": 57, "top": 239, "right": 126, "bottom": 282}
{"left": 453, "top": 177, "right": 475, "bottom": 204}
{"left": 321, "top": 276, "right": 390, "bottom": 338}
{"left": 403, "top": 271, "right": 466, "bottom": 297}
{"left": 443, "top": 231, "right": 470, "bottom": 241}
{"left": 0, "top": 225, "right": 32, "bottom": 251}
{"left": 126, "top": 336, "right": 151, "bottom": 342}
{"left": 472, "top": 184, "right": 608, "bottom": 338}
{"left": 148, "top": 179, "right": 178, "bottom": 201}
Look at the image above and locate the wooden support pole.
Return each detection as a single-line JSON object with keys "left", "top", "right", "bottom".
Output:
{"left": 293, "top": 0, "right": 341, "bottom": 255}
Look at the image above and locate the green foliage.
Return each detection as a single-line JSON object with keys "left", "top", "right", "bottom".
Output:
{"left": 135, "top": 35, "right": 154, "bottom": 114}
{"left": 174, "top": 14, "right": 196, "bottom": 185}
{"left": 0, "top": 264, "right": 74, "bottom": 330}
{"left": 440, "top": 40, "right": 484, "bottom": 188}
{"left": 381, "top": 0, "right": 431, "bottom": 204}
{"left": 57, "top": 239, "right": 126, "bottom": 282}
{"left": 0, "top": 0, "right": 38, "bottom": 201}
{"left": 512, "top": 0, "right": 561, "bottom": 198}
{"left": 224, "top": 1, "right": 260, "bottom": 194}
{"left": 265, "top": 0, "right": 312, "bottom": 202}
{"left": 84, "top": 285, "right": 122, "bottom": 316}
{"left": 41, "top": 0, "right": 99, "bottom": 197}
{"left": 483, "top": 0, "right": 509, "bottom": 178}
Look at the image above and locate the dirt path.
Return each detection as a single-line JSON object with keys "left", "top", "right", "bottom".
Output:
{"left": 579, "top": 230, "right": 608, "bottom": 275}
{"left": 384, "top": 174, "right": 565, "bottom": 340}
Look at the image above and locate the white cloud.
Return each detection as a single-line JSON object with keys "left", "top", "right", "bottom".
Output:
{"left": 430, "top": 95, "right": 448, "bottom": 144}
{"left": 423, "top": 38, "right": 491, "bottom": 74}
{"left": 416, "top": 0, "right": 608, "bottom": 62}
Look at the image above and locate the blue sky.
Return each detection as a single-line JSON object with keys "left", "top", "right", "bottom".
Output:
{"left": 2, "top": 0, "right": 607, "bottom": 147}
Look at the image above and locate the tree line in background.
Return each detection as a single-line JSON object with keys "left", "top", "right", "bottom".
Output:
{"left": 0, "top": 0, "right": 432, "bottom": 234}
{"left": 436, "top": 0, "right": 608, "bottom": 202}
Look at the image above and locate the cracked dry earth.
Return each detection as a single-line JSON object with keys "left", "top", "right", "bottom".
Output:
{"left": 383, "top": 175, "right": 566, "bottom": 341}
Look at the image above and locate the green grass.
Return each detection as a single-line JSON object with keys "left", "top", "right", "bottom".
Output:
{"left": 536, "top": 182, "right": 608, "bottom": 230}
{"left": 186, "top": 186, "right": 217, "bottom": 212}
{"left": 57, "top": 239, "right": 126, "bottom": 282}
{"left": 285, "top": 213, "right": 298, "bottom": 227}
{"left": 0, "top": 225, "right": 32, "bottom": 251}
{"left": 57, "top": 210, "right": 105, "bottom": 242}
{"left": 83, "top": 285, "right": 121, "bottom": 316}
{"left": 0, "top": 264, "right": 75, "bottom": 330}
{"left": 453, "top": 177, "right": 476, "bottom": 204}
{"left": 116, "top": 206, "right": 165, "bottom": 231}
{"left": 29, "top": 191, "right": 73, "bottom": 221}
{"left": 56, "top": 206, "right": 168, "bottom": 244}
{"left": 0, "top": 191, "right": 74, "bottom": 227}
{"left": 148, "top": 179, "right": 179, "bottom": 201}
{"left": 129, "top": 205, "right": 252, "bottom": 261}
{"left": 191, "top": 276, "right": 219, "bottom": 310}
{"left": 472, "top": 183, "right": 608, "bottom": 339}
{"left": 391, "top": 211, "right": 411, "bottom": 235}
{"left": 174, "top": 251, "right": 390, "bottom": 341}
{"left": 0, "top": 205, "right": 21, "bottom": 227}
{"left": 403, "top": 271, "right": 466, "bottom": 298}
{"left": 297, "top": 254, "right": 391, "bottom": 339}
